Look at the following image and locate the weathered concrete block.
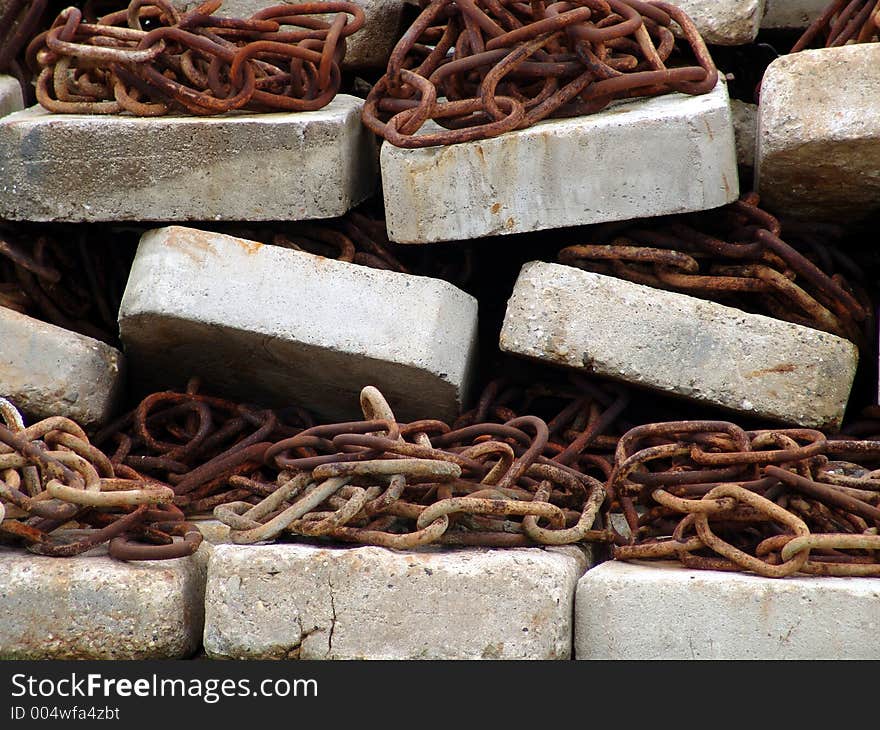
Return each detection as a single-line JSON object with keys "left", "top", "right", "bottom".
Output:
{"left": 0, "top": 95, "right": 375, "bottom": 222}
{"left": 575, "top": 561, "right": 880, "bottom": 660}
{"left": 731, "top": 98, "right": 757, "bottom": 168}
{"left": 757, "top": 45, "right": 880, "bottom": 220}
{"left": 118, "top": 226, "right": 478, "bottom": 422}
{"left": 762, "top": 0, "right": 826, "bottom": 28}
{"left": 0, "top": 544, "right": 207, "bottom": 659}
{"left": 499, "top": 262, "right": 857, "bottom": 429}
{"left": 0, "top": 76, "right": 23, "bottom": 118}
{"left": 381, "top": 80, "right": 738, "bottom": 243}
{"left": 204, "top": 544, "right": 589, "bottom": 660}
{"left": 177, "top": 0, "right": 405, "bottom": 68}
{"left": 672, "top": 0, "right": 764, "bottom": 44}
{"left": 0, "top": 308, "right": 124, "bottom": 427}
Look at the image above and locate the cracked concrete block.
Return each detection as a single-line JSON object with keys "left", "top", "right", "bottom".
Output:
{"left": 0, "top": 307, "right": 124, "bottom": 427}
{"left": 672, "top": 0, "right": 764, "bottom": 45}
{"left": 0, "top": 543, "right": 207, "bottom": 659}
{"left": 176, "top": 0, "right": 406, "bottom": 68}
{"left": 0, "top": 76, "right": 23, "bottom": 118}
{"left": 0, "top": 95, "right": 375, "bottom": 222}
{"left": 762, "top": 0, "right": 826, "bottom": 28}
{"left": 499, "top": 262, "right": 858, "bottom": 429}
{"left": 118, "top": 226, "right": 478, "bottom": 422}
{"left": 204, "top": 544, "right": 590, "bottom": 660}
{"left": 575, "top": 561, "right": 880, "bottom": 659}
{"left": 380, "top": 80, "right": 738, "bottom": 243}
{"left": 731, "top": 98, "right": 757, "bottom": 168}
{"left": 757, "top": 45, "right": 880, "bottom": 220}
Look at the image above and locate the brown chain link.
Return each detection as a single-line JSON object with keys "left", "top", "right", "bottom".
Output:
{"left": 792, "top": 0, "right": 880, "bottom": 50}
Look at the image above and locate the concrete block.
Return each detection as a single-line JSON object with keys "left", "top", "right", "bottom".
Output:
{"left": 757, "top": 45, "right": 880, "bottom": 220}
{"left": 731, "top": 98, "right": 757, "bottom": 168}
{"left": 177, "top": 0, "right": 406, "bottom": 68}
{"left": 762, "top": 0, "right": 826, "bottom": 28}
{"left": 575, "top": 561, "right": 880, "bottom": 659}
{"left": 0, "top": 543, "right": 207, "bottom": 659}
{"left": 381, "top": 80, "right": 738, "bottom": 243}
{"left": 204, "top": 544, "right": 590, "bottom": 660}
{"left": 0, "top": 308, "right": 124, "bottom": 427}
{"left": 672, "top": 0, "right": 764, "bottom": 45}
{"left": 0, "top": 76, "right": 23, "bottom": 118}
{"left": 499, "top": 262, "right": 857, "bottom": 430}
{"left": 118, "top": 226, "right": 478, "bottom": 423}
{"left": 0, "top": 95, "right": 375, "bottom": 222}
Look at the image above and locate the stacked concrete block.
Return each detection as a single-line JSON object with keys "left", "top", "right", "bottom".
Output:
{"left": 0, "top": 95, "right": 375, "bottom": 222}
{"left": 118, "top": 226, "right": 479, "bottom": 422}
{"left": 0, "top": 544, "right": 208, "bottom": 659}
{"left": 762, "top": 0, "right": 828, "bottom": 28}
{"left": 0, "top": 308, "right": 124, "bottom": 427}
{"left": 757, "top": 44, "right": 880, "bottom": 220}
{"left": 204, "top": 544, "right": 590, "bottom": 660}
{"left": 0, "top": 76, "right": 23, "bottom": 118}
{"left": 575, "top": 561, "right": 880, "bottom": 660}
{"left": 380, "top": 80, "right": 738, "bottom": 243}
{"left": 672, "top": 0, "right": 765, "bottom": 45}
{"left": 730, "top": 99, "right": 758, "bottom": 170}
{"left": 499, "top": 262, "right": 858, "bottom": 430}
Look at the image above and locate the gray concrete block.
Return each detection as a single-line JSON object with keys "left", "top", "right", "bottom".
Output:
{"left": 118, "top": 226, "right": 478, "bottom": 422}
{"left": 499, "top": 262, "right": 857, "bottom": 430}
{"left": 0, "top": 308, "right": 124, "bottom": 427}
{"left": 0, "top": 95, "right": 375, "bottom": 222}
{"left": 762, "top": 0, "right": 826, "bottom": 28}
{"left": 0, "top": 76, "right": 23, "bottom": 118}
{"left": 672, "top": 0, "right": 764, "bottom": 44}
{"left": 204, "top": 544, "right": 590, "bottom": 660}
{"left": 177, "top": 0, "right": 405, "bottom": 68}
{"left": 757, "top": 45, "right": 880, "bottom": 220}
{"left": 0, "top": 544, "right": 207, "bottom": 659}
{"left": 381, "top": 80, "right": 738, "bottom": 243}
{"left": 731, "top": 98, "right": 757, "bottom": 169}
{"left": 575, "top": 561, "right": 880, "bottom": 660}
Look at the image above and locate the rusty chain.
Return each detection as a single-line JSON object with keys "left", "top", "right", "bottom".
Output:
{"left": 0, "top": 396, "right": 204, "bottom": 560}
{"left": 0, "top": 0, "right": 49, "bottom": 103}
{"left": 362, "top": 0, "right": 718, "bottom": 147}
{"left": 557, "top": 193, "right": 872, "bottom": 349}
{"left": 28, "top": 0, "right": 364, "bottom": 115}
{"left": 792, "top": 0, "right": 880, "bottom": 50}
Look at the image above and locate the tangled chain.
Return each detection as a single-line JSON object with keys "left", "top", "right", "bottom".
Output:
{"left": 29, "top": 0, "right": 364, "bottom": 115}
{"left": 0, "top": 397, "right": 203, "bottom": 561}
{"left": 362, "top": 0, "right": 717, "bottom": 147}
{"left": 793, "top": 0, "right": 880, "bottom": 50}
{"left": 611, "top": 421, "right": 880, "bottom": 577}
{"left": 0, "top": 0, "right": 49, "bottom": 102}
{"left": 558, "top": 194, "right": 871, "bottom": 348}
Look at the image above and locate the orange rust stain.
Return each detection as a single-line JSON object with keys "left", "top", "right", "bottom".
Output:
{"left": 167, "top": 228, "right": 218, "bottom": 262}
{"left": 234, "top": 239, "right": 263, "bottom": 255}
{"left": 746, "top": 363, "right": 797, "bottom": 377}
{"left": 475, "top": 146, "right": 485, "bottom": 163}
{"left": 505, "top": 217, "right": 516, "bottom": 229}
{"left": 491, "top": 202, "right": 501, "bottom": 214}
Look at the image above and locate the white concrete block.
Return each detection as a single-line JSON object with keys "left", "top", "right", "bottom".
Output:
{"left": 0, "top": 95, "right": 375, "bottom": 222}
{"left": 0, "top": 544, "right": 207, "bottom": 659}
{"left": 204, "top": 544, "right": 589, "bottom": 660}
{"left": 118, "top": 226, "right": 478, "bottom": 423}
{"left": 0, "top": 308, "right": 124, "bottom": 427}
{"left": 0, "top": 76, "right": 23, "bottom": 118}
{"left": 381, "top": 80, "right": 738, "bottom": 243}
{"left": 762, "top": 0, "right": 827, "bottom": 28}
{"left": 499, "top": 262, "right": 857, "bottom": 430}
{"left": 176, "top": 0, "right": 406, "bottom": 68}
{"left": 672, "top": 0, "right": 764, "bottom": 45}
{"left": 575, "top": 561, "right": 880, "bottom": 660}
{"left": 757, "top": 45, "right": 880, "bottom": 220}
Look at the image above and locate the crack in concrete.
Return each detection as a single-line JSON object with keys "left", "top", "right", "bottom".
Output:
{"left": 326, "top": 575, "right": 337, "bottom": 659}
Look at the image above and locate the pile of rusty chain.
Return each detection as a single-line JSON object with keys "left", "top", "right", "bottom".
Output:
{"left": 0, "top": 397, "right": 204, "bottom": 560}
{"left": 214, "top": 208, "right": 475, "bottom": 289}
{"left": 0, "top": 0, "right": 49, "bottom": 101}
{"left": 213, "top": 386, "right": 618, "bottom": 548}
{"left": 28, "top": 0, "right": 364, "bottom": 115}
{"left": 92, "top": 378, "right": 313, "bottom": 515}
{"left": 362, "top": 0, "right": 717, "bottom": 147}
{"left": 610, "top": 421, "right": 880, "bottom": 577}
{"left": 792, "top": 0, "right": 880, "bottom": 50}
{"left": 0, "top": 222, "right": 134, "bottom": 345}
{"left": 557, "top": 194, "right": 872, "bottom": 348}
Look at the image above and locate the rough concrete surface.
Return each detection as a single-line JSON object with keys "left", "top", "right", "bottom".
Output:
{"left": 381, "top": 80, "right": 738, "bottom": 243}
{"left": 731, "top": 98, "right": 757, "bottom": 168}
{"left": 499, "top": 262, "right": 858, "bottom": 430}
{"left": 0, "top": 76, "right": 23, "bottom": 118}
{"left": 0, "top": 307, "right": 124, "bottom": 427}
{"left": 672, "top": 0, "right": 764, "bottom": 44}
{"left": 118, "top": 226, "right": 479, "bottom": 422}
{"left": 757, "top": 45, "right": 880, "bottom": 220}
{"left": 575, "top": 561, "right": 880, "bottom": 660}
{"left": 0, "top": 543, "right": 207, "bottom": 659}
{"left": 0, "top": 95, "right": 374, "bottom": 222}
{"left": 762, "top": 0, "right": 826, "bottom": 28}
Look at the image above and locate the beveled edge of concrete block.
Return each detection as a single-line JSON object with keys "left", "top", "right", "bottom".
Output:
{"left": 673, "top": 0, "right": 764, "bottom": 45}
{"left": 0, "top": 76, "right": 23, "bottom": 118}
